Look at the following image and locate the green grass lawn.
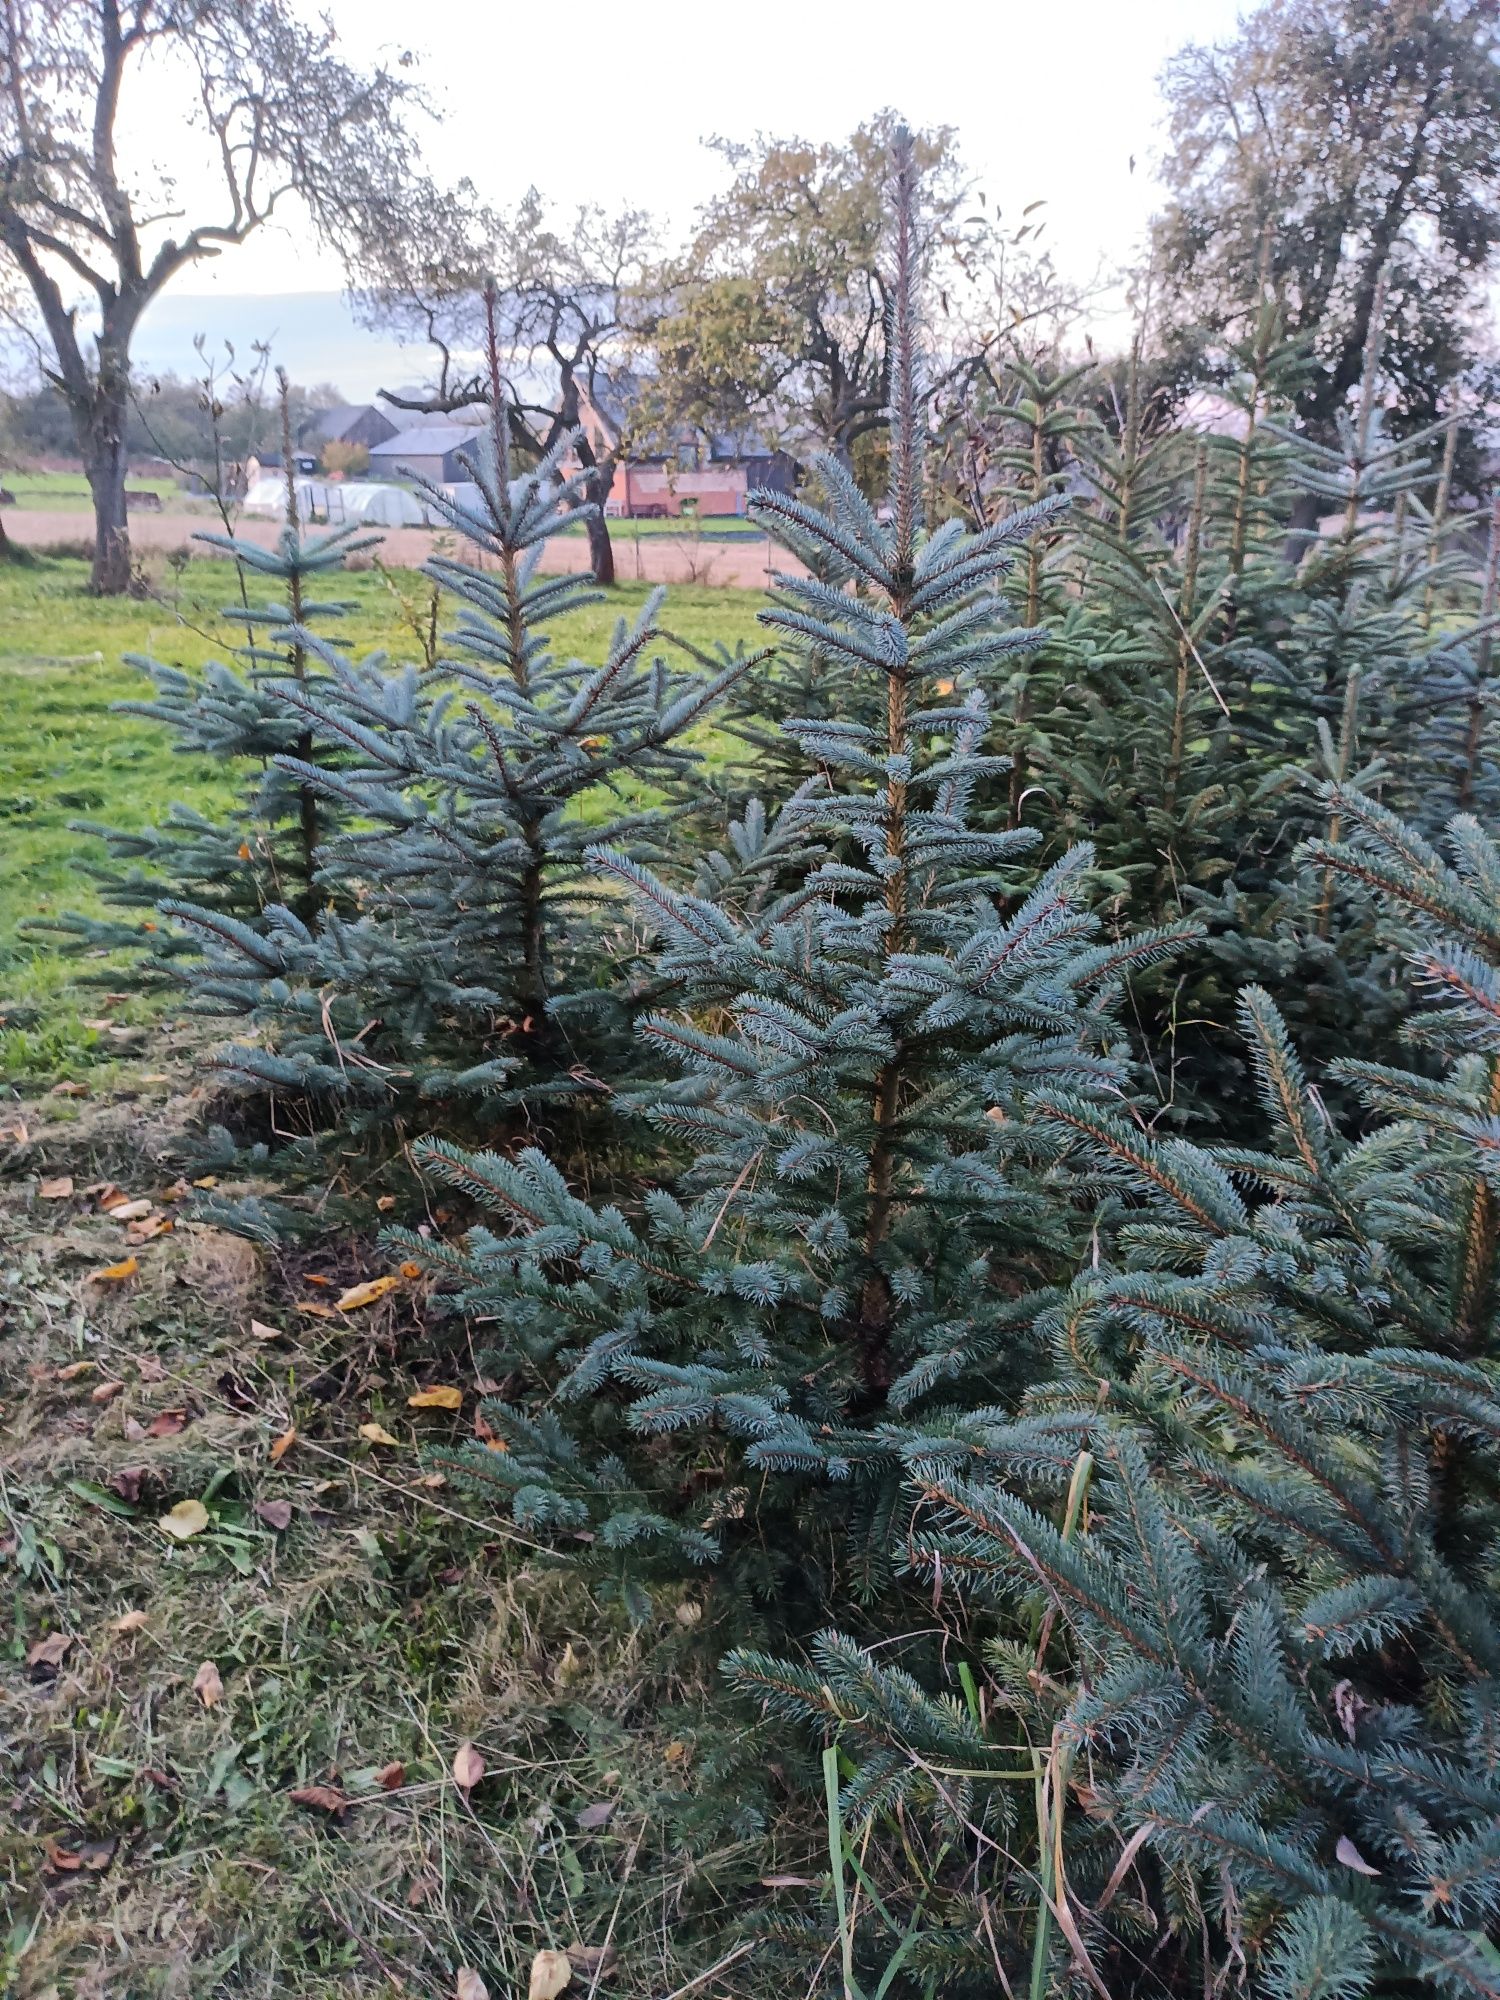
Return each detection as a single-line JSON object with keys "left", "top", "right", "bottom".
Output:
{"left": 0, "top": 550, "right": 767, "bottom": 1086}
{"left": 1, "top": 469, "right": 202, "bottom": 512}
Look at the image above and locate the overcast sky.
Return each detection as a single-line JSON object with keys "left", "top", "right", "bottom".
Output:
{"left": 124, "top": 0, "right": 1246, "bottom": 397}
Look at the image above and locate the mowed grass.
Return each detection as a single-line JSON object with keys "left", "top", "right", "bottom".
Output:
{"left": 0, "top": 551, "right": 768, "bottom": 1085}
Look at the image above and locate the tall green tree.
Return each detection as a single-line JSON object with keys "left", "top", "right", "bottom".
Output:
{"left": 1154, "top": 0, "right": 1500, "bottom": 466}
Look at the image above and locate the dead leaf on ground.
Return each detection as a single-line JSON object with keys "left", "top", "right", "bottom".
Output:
{"left": 399, "top": 1260, "right": 423, "bottom": 1279}
{"left": 122, "top": 1416, "right": 147, "bottom": 1442}
{"left": 51, "top": 1079, "right": 89, "bottom": 1098}
{"left": 112, "top": 1609, "right": 148, "bottom": 1635}
{"left": 193, "top": 1660, "right": 224, "bottom": 1708}
{"left": 760, "top": 1873, "right": 817, "bottom": 1888}
{"left": 336, "top": 1274, "right": 401, "bottom": 1311}
{"left": 376, "top": 1760, "right": 405, "bottom": 1790}
{"left": 135, "top": 1353, "right": 167, "bottom": 1382}
{"left": 90, "top": 1379, "right": 124, "bottom": 1404}
{"left": 305, "top": 1272, "right": 334, "bottom": 1286}
{"left": 408, "top": 1384, "right": 463, "bottom": 1411}
{"left": 55, "top": 1359, "right": 95, "bottom": 1381}
{"left": 566, "top": 1944, "right": 617, "bottom": 1978}
{"left": 109, "top": 1467, "right": 145, "bottom": 1502}
{"left": 27, "top": 1631, "right": 74, "bottom": 1670}
{"left": 451, "top": 1742, "right": 485, "bottom": 1792}
{"left": 528, "top": 1950, "right": 573, "bottom": 2000}
{"left": 88, "top": 1256, "right": 139, "bottom": 1284}
{"left": 297, "top": 1301, "right": 336, "bottom": 1320}
{"left": 39, "top": 1176, "right": 74, "bottom": 1199}
{"left": 575, "top": 1800, "right": 615, "bottom": 1831}
{"left": 249, "top": 1318, "right": 284, "bottom": 1341}
{"left": 456, "top": 1971, "right": 489, "bottom": 2000}
{"left": 127, "top": 1215, "right": 173, "bottom": 1243}
{"left": 269, "top": 1425, "right": 296, "bottom": 1462}
{"left": 191, "top": 1175, "right": 218, "bottom": 1189}
{"left": 0, "top": 1112, "right": 30, "bottom": 1144}
{"left": 97, "top": 1186, "right": 129, "bottom": 1210}
{"left": 158, "top": 1498, "right": 209, "bottom": 1542}
{"left": 108, "top": 1198, "right": 153, "bottom": 1223}
{"left": 288, "top": 1783, "right": 349, "bottom": 1818}
{"left": 43, "top": 1833, "right": 116, "bottom": 1874}
{"left": 255, "top": 1499, "right": 292, "bottom": 1531}
{"left": 146, "top": 1408, "right": 188, "bottom": 1437}
{"left": 376, "top": 1194, "right": 396, "bottom": 1213}
{"left": 358, "top": 1422, "right": 399, "bottom": 1448}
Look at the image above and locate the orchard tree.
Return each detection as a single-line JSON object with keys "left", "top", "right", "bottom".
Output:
{"left": 643, "top": 111, "right": 1064, "bottom": 495}
{"left": 1154, "top": 0, "right": 1500, "bottom": 450}
{"left": 363, "top": 190, "right": 654, "bottom": 587}
{"left": 0, "top": 0, "right": 430, "bottom": 592}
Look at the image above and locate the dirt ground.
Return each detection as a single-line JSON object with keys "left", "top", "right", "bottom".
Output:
{"left": 7, "top": 510, "right": 800, "bottom": 589}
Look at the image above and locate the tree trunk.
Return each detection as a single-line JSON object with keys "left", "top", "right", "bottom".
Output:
{"left": 81, "top": 372, "right": 133, "bottom": 595}
{"left": 583, "top": 458, "right": 617, "bottom": 587}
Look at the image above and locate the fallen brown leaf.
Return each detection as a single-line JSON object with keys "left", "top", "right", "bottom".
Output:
{"left": 39, "top": 1176, "right": 74, "bottom": 1199}
{"left": 55, "top": 1359, "right": 95, "bottom": 1381}
{"left": 255, "top": 1498, "right": 292, "bottom": 1531}
{"left": 407, "top": 1384, "right": 462, "bottom": 1411}
{"left": 336, "top": 1274, "right": 401, "bottom": 1311}
{"left": 0, "top": 1113, "right": 29, "bottom": 1144}
{"left": 108, "top": 1198, "right": 153, "bottom": 1223}
{"left": 146, "top": 1408, "right": 188, "bottom": 1437}
{"left": 399, "top": 1260, "right": 423, "bottom": 1280}
{"left": 456, "top": 1971, "right": 489, "bottom": 2000}
{"left": 135, "top": 1353, "right": 167, "bottom": 1382}
{"left": 27, "top": 1631, "right": 74, "bottom": 1669}
{"left": 127, "top": 1215, "right": 173, "bottom": 1243}
{"left": 269, "top": 1426, "right": 297, "bottom": 1464}
{"left": 297, "top": 1301, "right": 337, "bottom": 1320}
{"left": 158, "top": 1497, "right": 209, "bottom": 1542}
{"left": 112, "top": 1609, "right": 148, "bottom": 1634}
{"left": 575, "top": 1800, "right": 615, "bottom": 1831}
{"left": 108, "top": 1467, "right": 144, "bottom": 1502}
{"left": 51, "top": 1080, "right": 89, "bottom": 1098}
{"left": 288, "top": 1783, "right": 349, "bottom": 1817}
{"left": 193, "top": 1660, "right": 224, "bottom": 1708}
{"left": 528, "top": 1950, "right": 573, "bottom": 2000}
{"left": 376, "top": 1760, "right": 405, "bottom": 1791}
{"left": 566, "top": 1944, "right": 617, "bottom": 1978}
{"left": 122, "top": 1416, "right": 147, "bottom": 1443}
{"left": 358, "top": 1422, "right": 399, "bottom": 1448}
{"left": 90, "top": 1379, "right": 124, "bottom": 1404}
{"left": 376, "top": 1194, "right": 396, "bottom": 1213}
{"left": 451, "top": 1742, "right": 485, "bottom": 1792}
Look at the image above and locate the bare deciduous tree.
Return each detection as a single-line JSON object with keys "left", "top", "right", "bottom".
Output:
{"left": 0, "top": 0, "right": 430, "bottom": 591}
{"left": 361, "top": 190, "right": 655, "bottom": 586}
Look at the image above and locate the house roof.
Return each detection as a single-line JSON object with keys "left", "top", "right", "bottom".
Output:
{"left": 368, "top": 425, "right": 487, "bottom": 459}
{"left": 303, "top": 403, "right": 389, "bottom": 443}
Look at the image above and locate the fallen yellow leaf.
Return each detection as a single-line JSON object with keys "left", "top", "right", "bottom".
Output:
{"left": 88, "top": 1256, "right": 139, "bottom": 1283}
{"left": 159, "top": 1498, "right": 209, "bottom": 1542}
{"left": 55, "top": 1359, "right": 95, "bottom": 1381}
{"left": 336, "top": 1274, "right": 401, "bottom": 1311}
{"left": 191, "top": 1175, "right": 218, "bottom": 1189}
{"left": 399, "top": 1260, "right": 423, "bottom": 1280}
{"left": 408, "top": 1385, "right": 462, "bottom": 1411}
{"left": 269, "top": 1426, "right": 297, "bottom": 1462}
{"left": 358, "top": 1422, "right": 399, "bottom": 1447}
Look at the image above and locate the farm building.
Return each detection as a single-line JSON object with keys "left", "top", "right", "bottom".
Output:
{"left": 368, "top": 424, "right": 487, "bottom": 483}
{"left": 299, "top": 402, "right": 400, "bottom": 453}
